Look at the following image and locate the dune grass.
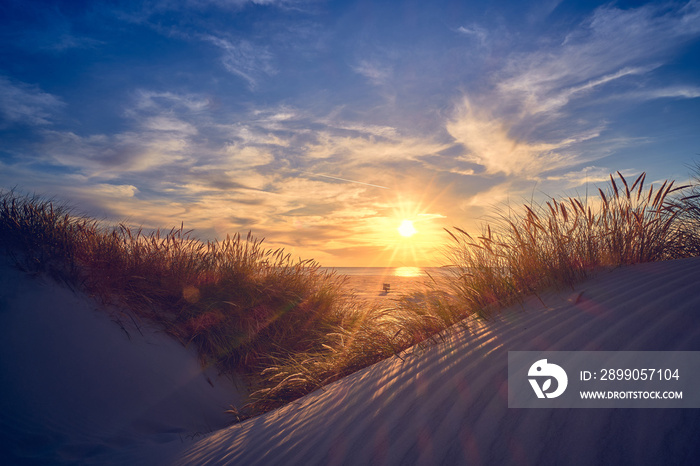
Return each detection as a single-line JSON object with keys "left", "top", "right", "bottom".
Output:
{"left": 0, "top": 191, "right": 354, "bottom": 377}
{"left": 434, "top": 171, "right": 700, "bottom": 319}
{"left": 2, "top": 169, "right": 700, "bottom": 418}
{"left": 246, "top": 171, "right": 700, "bottom": 411}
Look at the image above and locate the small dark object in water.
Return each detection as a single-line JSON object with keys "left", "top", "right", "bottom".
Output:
{"left": 383, "top": 283, "right": 391, "bottom": 293}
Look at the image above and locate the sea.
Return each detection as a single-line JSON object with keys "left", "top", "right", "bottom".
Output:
{"left": 320, "top": 267, "right": 454, "bottom": 302}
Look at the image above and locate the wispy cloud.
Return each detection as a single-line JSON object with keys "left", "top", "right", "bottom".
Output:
{"left": 321, "top": 120, "right": 399, "bottom": 139}
{"left": 0, "top": 76, "right": 63, "bottom": 126}
{"left": 544, "top": 165, "right": 636, "bottom": 187}
{"left": 303, "top": 173, "right": 390, "bottom": 189}
{"left": 40, "top": 34, "right": 103, "bottom": 52}
{"left": 38, "top": 129, "right": 194, "bottom": 174}
{"left": 626, "top": 86, "right": 700, "bottom": 100}
{"left": 224, "top": 144, "right": 275, "bottom": 168}
{"left": 456, "top": 25, "right": 487, "bottom": 45}
{"left": 204, "top": 36, "right": 276, "bottom": 89}
{"left": 133, "top": 90, "right": 210, "bottom": 113}
{"left": 175, "top": 0, "right": 307, "bottom": 10}
{"left": 503, "top": 65, "right": 658, "bottom": 116}
{"left": 303, "top": 130, "right": 448, "bottom": 164}
{"left": 446, "top": 1, "right": 700, "bottom": 181}
{"left": 446, "top": 98, "right": 577, "bottom": 177}
{"left": 115, "top": 0, "right": 310, "bottom": 24}
{"left": 143, "top": 116, "right": 198, "bottom": 134}
{"left": 353, "top": 60, "right": 392, "bottom": 86}
{"left": 19, "top": 91, "right": 204, "bottom": 174}
{"left": 6, "top": 5, "right": 104, "bottom": 54}
{"left": 498, "top": 2, "right": 700, "bottom": 117}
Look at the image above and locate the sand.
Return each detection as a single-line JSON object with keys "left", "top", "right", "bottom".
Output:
{"left": 2, "top": 257, "right": 700, "bottom": 465}
{"left": 0, "top": 258, "right": 247, "bottom": 465}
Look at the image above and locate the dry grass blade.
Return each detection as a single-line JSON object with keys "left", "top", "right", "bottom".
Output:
{"left": 617, "top": 171, "right": 630, "bottom": 198}
{"left": 610, "top": 174, "right": 619, "bottom": 198}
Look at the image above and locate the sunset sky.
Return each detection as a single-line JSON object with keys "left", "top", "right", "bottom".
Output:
{"left": 1, "top": 0, "right": 699, "bottom": 266}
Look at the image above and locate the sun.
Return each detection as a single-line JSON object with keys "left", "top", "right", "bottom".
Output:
{"left": 397, "top": 219, "right": 417, "bottom": 237}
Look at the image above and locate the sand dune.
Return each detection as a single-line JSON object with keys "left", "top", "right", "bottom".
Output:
{"left": 0, "top": 259, "right": 247, "bottom": 465}
{"left": 170, "top": 258, "right": 700, "bottom": 466}
{"left": 2, "top": 257, "right": 700, "bottom": 465}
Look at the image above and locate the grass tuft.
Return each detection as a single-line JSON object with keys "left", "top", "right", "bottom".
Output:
{"left": 400, "top": 171, "right": 700, "bottom": 322}
{"left": 0, "top": 189, "right": 351, "bottom": 378}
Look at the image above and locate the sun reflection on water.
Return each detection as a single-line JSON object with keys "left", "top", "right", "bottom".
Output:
{"left": 394, "top": 266, "right": 423, "bottom": 277}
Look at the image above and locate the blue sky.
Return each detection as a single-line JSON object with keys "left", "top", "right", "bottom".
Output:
{"left": 1, "top": 0, "right": 699, "bottom": 266}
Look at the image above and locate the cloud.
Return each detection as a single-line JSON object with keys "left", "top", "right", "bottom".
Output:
{"left": 134, "top": 90, "right": 210, "bottom": 113}
{"left": 3, "top": 2, "right": 104, "bottom": 54}
{"left": 88, "top": 183, "right": 140, "bottom": 198}
{"left": 498, "top": 2, "right": 700, "bottom": 117}
{"left": 444, "top": 2, "right": 700, "bottom": 180}
{"left": 303, "top": 130, "right": 449, "bottom": 164}
{"left": 16, "top": 30, "right": 104, "bottom": 53}
{"left": 321, "top": 121, "right": 398, "bottom": 139}
{"left": 47, "top": 34, "right": 103, "bottom": 51}
{"left": 544, "top": 165, "right": 636, "bottom": 187}
{"left": 38, "top": 130, "right": 194, "bottom": 174}
{"left": 0, "top": 76, "right": 63, "bottom": 126}
{"left": 461, "top": 181, "right": 517, "bottom": 210}
{"left": 25, "top": 90, "right": 206, "bottom": 174}
{"left": 505, "top": 65, "right": 657, "bottom": 116}
{"left": 224, "top": 144, "right": 275, "bottom": 168}
{"left": 456, "top": 25, "right": 487, "bottom": 45}
{"left": 303, "top": 173, "right": 389, "bottom": 190}
{"left": 171, "top": 0, "right": 306, "bottom": 10}
{"left": 114, "top": 0, "right": 309, "bottom": 24}
{"left": 446, "top": 98, "right": 578, "bottom": 177}
{"left": 627, "top": 86, "right": 700, "bottom": 100}
{"left": 353, "top": 60, "right": 392, "bottom": 86}
{"left": 204, "top": 35, "right": 276, "bottom": 89}
{"left": 143, "top": 116, "right": 198, "bottom": 134}
{"left": 416, "top": 213, "right": 446, "bottom": 221}
{"left": 218, "top": 123, "right": 291, "bottom": 147}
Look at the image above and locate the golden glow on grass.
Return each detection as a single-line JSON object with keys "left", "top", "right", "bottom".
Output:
{"left": 397, "top": 219, "right": 417, "bottom": 237}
